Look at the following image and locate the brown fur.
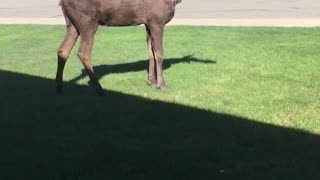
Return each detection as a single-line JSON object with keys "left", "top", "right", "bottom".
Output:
{"left": 55, "top": 0, "right": 182, "bottom": 95}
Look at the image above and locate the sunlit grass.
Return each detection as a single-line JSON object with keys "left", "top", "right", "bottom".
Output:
{"left": 1, "top": 25, "right": 319, "bottom": 133}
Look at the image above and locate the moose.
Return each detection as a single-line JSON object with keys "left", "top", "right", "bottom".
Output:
{"left": 55, "top": 0, "right": 182, "bottom": 95}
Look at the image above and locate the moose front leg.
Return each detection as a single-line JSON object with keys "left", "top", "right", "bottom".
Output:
{"left": 148, "top": 24, "right": 165, "bottom": 89}
{"left": 146, "top": 26, "right": 157, "bottom": 85}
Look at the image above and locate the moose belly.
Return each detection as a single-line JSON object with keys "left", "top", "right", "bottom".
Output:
{"left": 98, "top": 13, "right": 145, "bottom": 26}
{"left": 98, "top": 3, "right": 146, "bottom": 26}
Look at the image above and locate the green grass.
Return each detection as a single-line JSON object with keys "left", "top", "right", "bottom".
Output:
{"left": 1, "top": 25, "right": 320, "bottom": 179}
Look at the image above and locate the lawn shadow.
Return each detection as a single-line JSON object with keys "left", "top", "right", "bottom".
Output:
{"left": 1, "top": 69, "right": 320, "bottom": 180}
{"left": 69, "top": 55, "right": 216, "bottom": 83}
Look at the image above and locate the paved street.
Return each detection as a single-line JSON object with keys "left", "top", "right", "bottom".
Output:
{"left": 1, "top": 0, "right": 320, "bottom": 19}
{"left": 0, "top": 0, "right": 60, "bottom": 18}
{"left": 176, "top": 0, "right": 320, "bottom": 19}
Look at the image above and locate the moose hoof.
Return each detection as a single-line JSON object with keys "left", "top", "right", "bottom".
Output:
{"left": 56, "top": 87, "right": 64, "bottom": 96}
{"left": 156, "top": 84, "right": 166, "bottom": 91}
{"left": 147, "top": 79, "right": 157, "bottom": 86}
{"left": 95, "top": 90, "right": 106, "bottom": 96}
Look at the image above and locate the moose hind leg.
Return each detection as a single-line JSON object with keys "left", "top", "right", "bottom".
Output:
{"left": 56, "top": 25, "right": 79, "bottom": 95}
{"left": 77, "top": 25, "right": 104, "bottom": 96}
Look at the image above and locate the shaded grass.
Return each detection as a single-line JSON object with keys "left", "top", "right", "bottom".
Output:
{"left": 1, "top": 70, "right": 320, "bottom": 180}
{"left": 0, "top": 25, "right": 320, "bottom": 179}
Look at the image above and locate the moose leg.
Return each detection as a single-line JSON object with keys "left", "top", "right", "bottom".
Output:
{"left": 77, "top": 25, "right": 104, "bottom": 96}
{"left": 148, "top": 24, "right": 165, "bottom": 89}
{"left": 55, "top": 25, "right": 79, "bottom": 95}
{"left": 145, "top": 26, "right": 157, "bottom": 85}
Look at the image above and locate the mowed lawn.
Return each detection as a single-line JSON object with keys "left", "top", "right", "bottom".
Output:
{"left": 0, "top": 25, "right": 320, "bottom": 179}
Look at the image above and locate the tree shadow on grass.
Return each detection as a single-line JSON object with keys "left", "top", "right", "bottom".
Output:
{"left": 1, "top": 69, "right": 320, "bottom": 180}
{"left": 69, "top": 55, "right": 216, "bottom": 83}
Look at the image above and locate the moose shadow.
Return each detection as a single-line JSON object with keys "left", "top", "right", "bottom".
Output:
{"left": 1, "top": 69, "right": 320, "bottom": 180}
{"left": 69, "top": 55, "right": 216, "bottom": 83}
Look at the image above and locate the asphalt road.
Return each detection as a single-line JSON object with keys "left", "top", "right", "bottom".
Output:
{"left": 1, "top": 0, "right": 320, "bottom": 19}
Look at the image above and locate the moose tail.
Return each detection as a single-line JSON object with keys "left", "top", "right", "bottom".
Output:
{"left": 59, "top": 0, "right": 72, "bottom": 27}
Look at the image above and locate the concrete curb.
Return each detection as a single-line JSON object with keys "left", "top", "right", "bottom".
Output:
{"left": 170, "top": 19, "right": 320, "bottom": 27}
{"left": 1, "top": 18, "right": 320, "bottom": 27}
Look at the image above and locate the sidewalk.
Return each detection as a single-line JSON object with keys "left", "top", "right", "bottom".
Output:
{"left": 1, "top": 0, "right": 320, "bottom": 27}
{"left": 0, "top": 18, "right": 320, "bottom": 27}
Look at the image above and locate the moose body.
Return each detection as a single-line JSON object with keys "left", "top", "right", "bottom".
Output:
{"left": 56, "top": 0, "right": 182, "bottom": 95}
